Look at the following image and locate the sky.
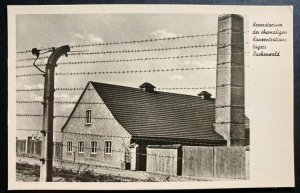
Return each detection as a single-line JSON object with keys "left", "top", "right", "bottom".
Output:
{"left": 16, "top": 14, "right": 249, "bottom": 140}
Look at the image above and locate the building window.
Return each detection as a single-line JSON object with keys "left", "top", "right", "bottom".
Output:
{"left": 91, "top": 141, "right": 97, "bottom": 154}
{"left": 67, "top": 141, "right": 73, "bottom": 153}
{"left": 104, "top": 141, "right": 112, "bottom": 154}
{"left": 86, "top": 110, "right": 91, "bottom": 125}
{"left": 78, "top": 141, "right": 84, "bottom": 153}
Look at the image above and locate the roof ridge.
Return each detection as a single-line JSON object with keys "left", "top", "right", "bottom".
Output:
{"left": 89, "top": 81, "right": 215, "bottom": 100}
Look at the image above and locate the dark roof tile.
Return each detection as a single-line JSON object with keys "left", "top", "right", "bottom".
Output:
{"left": 89, "top": 82, "right": 224, "bottom": 141}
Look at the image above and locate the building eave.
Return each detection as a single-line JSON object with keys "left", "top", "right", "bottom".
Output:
{"left": 131, "top": 136, "right": 227, "bottom": 146}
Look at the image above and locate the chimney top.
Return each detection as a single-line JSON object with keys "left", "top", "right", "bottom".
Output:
{"left": 139, "top": 82, "right": 156, "bottom": 92}
{"left": 198, "top": 91, "right": 212, "bottom": 100}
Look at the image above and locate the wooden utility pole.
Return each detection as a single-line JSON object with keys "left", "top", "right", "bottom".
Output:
{"left": 38, "top": 45, "right": 70, "bottom": 182}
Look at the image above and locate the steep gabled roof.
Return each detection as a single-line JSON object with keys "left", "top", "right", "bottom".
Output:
{"left": 86, "top": 82, "right": 224, "bottom": 140}
{"left": 61, "top": 81, "right": 225, "bottom": 142}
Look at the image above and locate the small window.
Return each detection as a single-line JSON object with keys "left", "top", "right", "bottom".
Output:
{"left": 105, "top": 141, "right": 112, "bottom": 154}
{"left": 67, "top": 141, "right": 73, "bottom": 153}
{"left": 91, "top": 141, "right": 97, "bottom": 154}
{"left": 78, "top": 141, "right": 84, "bottom": 153}
{"left": 86, "top": 110, "right": 91, "bottom": 125}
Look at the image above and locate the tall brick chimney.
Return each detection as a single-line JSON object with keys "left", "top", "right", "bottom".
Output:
{"left": 215, "top": 14, "right": 245, "bottom": 146}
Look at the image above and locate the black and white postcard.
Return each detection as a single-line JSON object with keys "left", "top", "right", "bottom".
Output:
{"left": 7, "top": 4, "right": 294, "bottom": 190}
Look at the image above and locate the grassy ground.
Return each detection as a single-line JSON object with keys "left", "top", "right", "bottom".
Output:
{"left": 16, "top": 162, "right": 157, "bottom": 182}
{"left": 16, "top": 163, "right": 40, "bottom": 182}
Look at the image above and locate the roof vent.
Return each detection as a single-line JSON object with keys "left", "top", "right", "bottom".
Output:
{"left": 198, "top": 91, "right": 212, "bottom": 100}
{"left": 139, "top": 82, "right": 156, "bottom": 92}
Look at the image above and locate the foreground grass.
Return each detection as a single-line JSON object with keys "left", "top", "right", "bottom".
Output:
{"left": 16, "top": 162, "right": 156, "bottom": 182}
{"left": 16, "top": 163, "right": 40, "bottom": 182}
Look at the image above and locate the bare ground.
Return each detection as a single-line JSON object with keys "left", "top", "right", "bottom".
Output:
{"left": 16, "top": 162, "right": 157, "bottom": 182}
{"left": 16, "top": 155, "right": 213, "bottom": 182}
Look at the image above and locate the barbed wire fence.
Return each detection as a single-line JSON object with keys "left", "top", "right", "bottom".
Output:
{"left": 15, "top": 31, "right": 249, "bottom": 181}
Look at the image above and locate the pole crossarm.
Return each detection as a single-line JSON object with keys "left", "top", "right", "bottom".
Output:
{"left": 47, "top": 45, "right": 70, "bottom": 67}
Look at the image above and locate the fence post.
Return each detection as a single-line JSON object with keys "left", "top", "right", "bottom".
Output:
{"left": 37, "top": 45, "right": 70, "bottom": 182}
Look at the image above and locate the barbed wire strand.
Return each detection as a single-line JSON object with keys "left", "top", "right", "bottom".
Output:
{"left": 55, "top": 144, "right": 181, "bottom": 159}
{"left": 17, "top": 43, "right": 218, "bottom": 62}
{"left": 16, "top": 52, "right": 248, "bottom": 69}
{"left": 16, "top": 86, "right": 216, "bottom": 92}
{"left": 16, "top": 42, "right": 248, "bottom": 62}
{"left": 16, "top": 56, "right": 49, "bottom": 62}
{"left": 16, "top": 31, "right": 249, "bottom": 54}
{"left": 17, "top": 127, "right": 226, "bottom": 144}
{"left": 16, "top": 114, "right": 114, "bottom": 120}
{"left": 16, "top": 65, "right": 248, "bottom": 78}
{"left": 17, "top": 128, "right": 230, "bottom": 146}
{"left": 16, "top": 114, "right": 216, "bottom": 123}
{"left": 16, "top": 101, "right": 230, "bottom": 110}
{"left": 15, "top": 84, "right": 249, "bottom": 93}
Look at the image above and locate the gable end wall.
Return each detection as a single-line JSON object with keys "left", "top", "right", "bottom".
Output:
{"left": 62, "top": 82, "right": 131, "bottom": 169}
